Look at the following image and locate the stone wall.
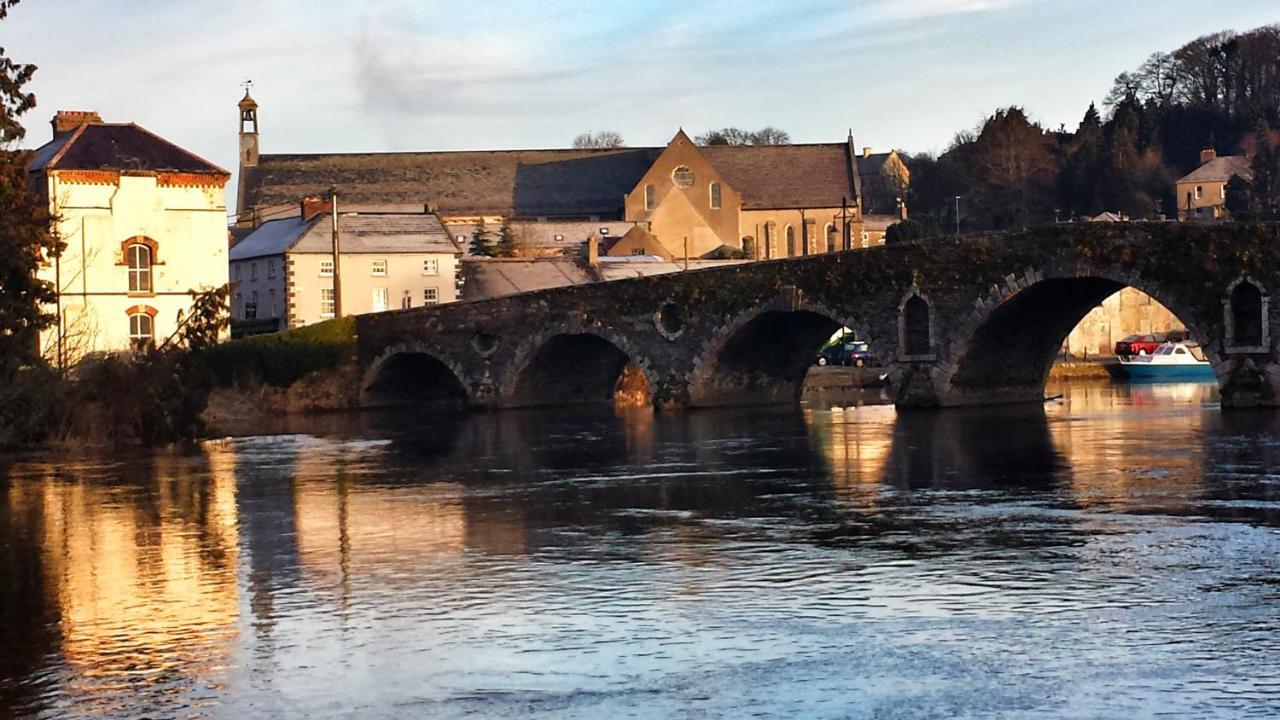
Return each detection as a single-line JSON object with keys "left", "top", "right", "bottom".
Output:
{"left": 1061, "top": 287, "right": 1185, "bottom": 358}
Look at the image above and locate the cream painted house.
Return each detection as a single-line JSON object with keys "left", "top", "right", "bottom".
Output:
{"left": 1176, "top": 147, "right": 1253, "bottom": 222}
{"left": 230, "top": 201, "right": 462, "bottom": 331}
{"left": 28, "top": 111, "right": 230, "bottom": 363}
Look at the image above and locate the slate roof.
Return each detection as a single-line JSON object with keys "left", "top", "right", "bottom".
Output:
{"left": 29, "top": 123, "right": 228, "bottom": 176}
{"left": 700, "top": 144, "right": 857, "bottom": 210}
{"left": 230, "top": 213, "right": 460, "bottom": 261}
{"left": 241, "top": 142, "right": 885, "bottom": 219}
{"left": 1177, "top": 155, "right": 1253, "bottom": 184}
{"left": 242, "top": 148, "right": 663, "bottom": 219}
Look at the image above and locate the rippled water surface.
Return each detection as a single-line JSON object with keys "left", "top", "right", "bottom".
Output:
{"left": 3, "top": 382, "right": 1280, "bottom": 718}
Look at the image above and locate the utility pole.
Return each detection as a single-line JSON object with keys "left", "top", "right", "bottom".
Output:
{"left": 331, "top": 187, "right": 343, "bottom": 318}
{"left": 954, "top": 195, "right": 961, "bottom": 236}
{"left": 840, "top": 196, "right": 849, "bottom": 251}
{"left": 683, "top": 236, "right": 689, "bottom": 271}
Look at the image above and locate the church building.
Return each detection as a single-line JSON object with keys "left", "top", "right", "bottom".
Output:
{"left": 233, "top": 95, "right": 909, "bottom": 259}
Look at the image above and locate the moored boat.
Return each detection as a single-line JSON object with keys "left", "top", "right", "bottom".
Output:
{"left": 1117, "top": 341, "right": 1215, "bottom": 382}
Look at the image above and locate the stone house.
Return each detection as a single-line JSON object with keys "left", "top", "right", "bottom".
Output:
{"left": 28, "top": 111, "right": 230, "bottom": 363}
{"left": 1176, "top": 147, "right": 1253, "bottom": 221}
{"left": 233, "top": 95, "right": 908, "bottom": 260}
{"left": 229, "top": 199, "right": 461, "bottom": 331}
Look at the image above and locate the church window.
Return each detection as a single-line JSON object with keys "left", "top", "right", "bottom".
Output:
{"left": 709, "top": 182, "right": 722, "bottom": 209}
{"left": 672, "top": 166, "right": 695, "bottom": 189}
{"left": 644, "top": 184, "right": 655, "bottom": 211}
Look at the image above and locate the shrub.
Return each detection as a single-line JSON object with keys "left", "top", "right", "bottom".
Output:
{"left": 200, "top": 316, "right": 357, "bottom": 388}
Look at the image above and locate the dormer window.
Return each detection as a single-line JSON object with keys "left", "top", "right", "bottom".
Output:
{"left": 672, "top": 166, "right": 695, "bottom": 188}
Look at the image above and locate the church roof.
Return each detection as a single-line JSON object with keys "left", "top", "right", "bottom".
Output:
{"left": 241, "top": 147, "right": 663, "bottom": 220}
{"left": 700, "top": 144, "right": 857, "bottom": 209}
{"left": 241, "top": 140, "right": 885, "bottom": 220}
{"left": 29, "top": 123, "right": 228, "bottom": 176}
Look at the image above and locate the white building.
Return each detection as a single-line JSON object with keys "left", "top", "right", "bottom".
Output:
{"left": 229, "top": 201, "right": 462, "bottom": 331}
{"left": 28, "top": 111, "right": 231, "bottom": 362}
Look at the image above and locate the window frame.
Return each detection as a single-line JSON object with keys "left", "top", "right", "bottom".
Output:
{"left": 423, "top": 287, "right": 440, "bottom": 306}
{"left": 128, "top": 312, "right": 154, "bottom": 350}
{"left": 126, "top": 243, "right": 153, "bottom": 294}
{"left": 320, "top": 259, "right": 334, "bottom": 278}
{"left": 422, "top": 258, "right": 439, "bottom": 276}
{"left": 709, "top": 182, "right": 722, "bottom": 210}
{"left": 371, "top": 259, "right": 388, "bottom": 277}
{"left": 320, "top": 288, "right": 336, "bottom": 318}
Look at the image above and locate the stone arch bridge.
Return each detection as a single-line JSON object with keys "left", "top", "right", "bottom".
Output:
{"left": 355, "top": 224, "right": 1280, "bottom": 410}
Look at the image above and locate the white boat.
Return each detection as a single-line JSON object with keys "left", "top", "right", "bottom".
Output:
{"left": 1118, "top": 341, "right": 1215, "bottom": 382}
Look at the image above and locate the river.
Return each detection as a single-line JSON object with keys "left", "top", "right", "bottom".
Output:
{"left": 2, "top": 381, "right": 1279, "bottom": 718}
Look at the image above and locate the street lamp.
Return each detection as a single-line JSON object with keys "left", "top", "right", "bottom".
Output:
{"left": 954, "top": 195, "right": 961, "bottom": 235}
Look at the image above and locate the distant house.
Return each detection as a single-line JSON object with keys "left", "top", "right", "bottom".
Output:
{"left": 229, "top": 198, "right": 462, "bottom": 332}
{"left": 28, "top": 111, "right": 230, "bottom": 362}
{"left": 234, "top": 95, "right": 909, "bottom": 259}
{"left": 1176, "top": 147, "right": 1253, "bottom": 222}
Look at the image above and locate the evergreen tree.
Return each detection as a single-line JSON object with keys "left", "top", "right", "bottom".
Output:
{"left": 468, "top": 225, "right": 496, "bottom": 257}
{"left": 0, "top": 0, "right": 61, "bottom": 381}
{"left": 495, "top": 219, "right": 518, "bottom": 258}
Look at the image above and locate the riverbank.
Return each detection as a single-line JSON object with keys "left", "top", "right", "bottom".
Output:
{"left": 1048, "top": 359, "right": 1119, "bottom": 380}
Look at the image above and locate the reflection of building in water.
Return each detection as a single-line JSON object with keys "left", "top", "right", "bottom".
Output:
{"left": 3, "top": 446, "right": 240, "bottom": 699}
{"left": 805, "top": 405, "right": 895, "bottom": 504}
{"left": 1046, "top": 383, "right": 1208, "bottom": 510}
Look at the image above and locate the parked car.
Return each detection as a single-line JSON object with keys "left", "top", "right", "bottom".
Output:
{"left": 815, "top": 340, "right": 877, "bottom": 367}
{"left": 1115, "top": 330, "right": 1187, "bottom": 357}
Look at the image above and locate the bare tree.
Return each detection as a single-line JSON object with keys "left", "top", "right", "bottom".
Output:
{"left": 572, "top": 131, "right": 625, "bottom": 149}
{"left": 695, "top": 127, "right": 791, "bottom": 146}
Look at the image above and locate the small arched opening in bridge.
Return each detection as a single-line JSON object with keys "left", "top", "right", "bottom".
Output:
{"left": 943, "top": 277, "right": 1222, "bottom": 406}
{"left": 510, "top": 333, "right": 651, "bottom": 408}
{"left": 364, "top": 352, "right": 470, "bottom": 408}
{"left": 696, "top": 309, "right": 873, "bottom": 406}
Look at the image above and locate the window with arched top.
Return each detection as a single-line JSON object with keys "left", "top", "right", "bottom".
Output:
{"left": 127, "top": 308, "right": 155, "bottom": 350}
{"left": 709, "top": 182, "right": 722, "bottom": 210}
{"left": 785, "top": 225, "right": 796, "bottom": 257}
{"left": 824, "top": 223, "right": 835, "bottom": 253}
{"left": 127, "top": 243, "right": 152, "bottom": 293}
{"left": 898, "top": 289, "right": 935, "bottom": 360}
{"left": 1225, "top": 276, "right": 1269, "bottom": 353}
{"left": 644, "top": 184, "right": 655, "bottom": 211}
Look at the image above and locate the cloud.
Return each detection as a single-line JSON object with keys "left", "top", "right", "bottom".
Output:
{"left": 863, "top": 0, "right": 1029, "bottom": 22}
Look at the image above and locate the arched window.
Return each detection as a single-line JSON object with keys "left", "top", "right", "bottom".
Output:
{"left": 644, "top": 184, "right": 655, "bottom": 211}
{"left": 709, "top": 182, "right": 722, "bottom": 210}
{"left": 1225, "top": 277, "right": 1268, "bottom": 352}
{"left": 128, "top": 310, "right": 154, "bottom": 350}
{"left": 127, "top": 243, "right": 152, "bottom": 293}
{"left": 824, "top": 223, "right": 835, "bottom": 253}
{"left": 785, "top": 225, "right": 796, "bottom": 257}
{"left": 900, "top": 292, "right": 933, "bottom": 359}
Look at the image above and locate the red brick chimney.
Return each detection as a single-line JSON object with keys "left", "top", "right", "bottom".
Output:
{"left": 300, "top": 195, "right": 333, "bottom": 222}
{"left": 51, "top": 110, "right": 102, "bottom": 139}
{"left": 1200, "top": 147, "right": 1217, "bottom": 165}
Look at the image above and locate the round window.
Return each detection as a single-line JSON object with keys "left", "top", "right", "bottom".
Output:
{"left": 671, "top": 165, "right": 695, "bottom": 188}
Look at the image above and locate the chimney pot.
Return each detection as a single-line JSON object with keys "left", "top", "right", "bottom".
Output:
{"left": 1200, "top": 147, "right": 1217, "bottom": 165}
{"left": 862, "top": 146, "right": 872, "bottom": 158}
{"left": 51, "top": 110, "right": 102, "bottom": 139}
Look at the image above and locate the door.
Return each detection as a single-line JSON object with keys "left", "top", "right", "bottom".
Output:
{"left": 372, "top": 287, "right": 388, "bottom": 313}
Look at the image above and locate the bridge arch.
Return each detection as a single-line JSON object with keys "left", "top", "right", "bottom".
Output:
{"left": 933, "top": 261, "right": 1225, "bottom": 406}
{"left": 688, "top": 296, "right": 891, "bottom": 407}
{"left": 503, "top": 324, "right": 656, "bottom": 408}
{"left": 361, "top": 343, "right": 472, "bottom": 408}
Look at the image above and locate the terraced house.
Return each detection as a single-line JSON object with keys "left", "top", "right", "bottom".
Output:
{"left": 29, "top": 111, "right": 230, "bottom": 363}
{"left": 233, "top": 93, "right": 909, "bottom": 260}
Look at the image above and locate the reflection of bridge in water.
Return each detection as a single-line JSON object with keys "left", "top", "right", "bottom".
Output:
{"left": 357, "top": 224, "right": 1280, "bottom": 410}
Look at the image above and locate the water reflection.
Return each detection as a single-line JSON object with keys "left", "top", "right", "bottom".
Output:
{"left": 3, "top": 382, "right": 1280, "bottom": 718}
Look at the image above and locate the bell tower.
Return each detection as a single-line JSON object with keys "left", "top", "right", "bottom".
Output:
{"left": 236, "top": 85, "right": 259, "bottom": 226}
{"left": 238, "top": 86, "right": 259, "bottom": 169}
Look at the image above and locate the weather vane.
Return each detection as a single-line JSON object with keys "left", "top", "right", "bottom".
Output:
{"left": 242, "top": 78, "right": 254, "bottom": 91}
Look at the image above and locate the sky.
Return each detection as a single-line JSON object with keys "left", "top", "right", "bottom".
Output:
{"left": 5, "top": 0, "right": 1278, "bottom": 181}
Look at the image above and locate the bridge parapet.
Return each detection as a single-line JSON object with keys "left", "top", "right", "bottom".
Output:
{"left": 356, "top": 223, "right": 1280, "bottom": 410}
